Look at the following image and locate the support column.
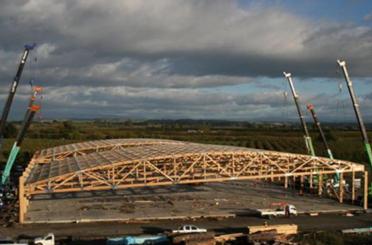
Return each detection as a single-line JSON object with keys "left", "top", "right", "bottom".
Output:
{"left": 284, "top": 176, "right": 288, "bottom": 189}
{"left": 19, "top": 176, "right": 25, "bottom": 224}
{"left": 143, "top": 161, "right": 147, "bottom": 184}
{"left": 300, "top": 175, "right": 304, "bottom": 195}
{"left": 352, "top": 170, "right": 355, "bottom": 204}
{"left": 364, "top": 171, "right": 368, "bottom": 210}
{"left": 310, "top": 174, "right": 313, "bottom": 190}
{"left": 339, "top": 172, "right": 344, "bottom": 203}
{"left": 270, "top": 169, "right": 274, "bottom": 182}
{"left": 318, "top": 174, "right": 323, "bottom": 196}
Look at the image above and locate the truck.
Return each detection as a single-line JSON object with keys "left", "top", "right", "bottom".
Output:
{"left": 257, "top": 204, "right": 297, "bottom": 219}
{"left": 34, "top": 233, "right": 55, "bottom": 245}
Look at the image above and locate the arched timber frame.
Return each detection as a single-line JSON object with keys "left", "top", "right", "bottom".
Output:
{"left": 19, "top": 139, "right": 368, "bottom": 223}
{"left": 34, "top": 138, "right": 185, "bottom": 163}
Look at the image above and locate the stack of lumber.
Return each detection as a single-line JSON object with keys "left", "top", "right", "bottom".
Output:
{"left": 248, "top": 224, "right": 298, "bottom": 235}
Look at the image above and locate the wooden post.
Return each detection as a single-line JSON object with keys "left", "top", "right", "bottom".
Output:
{"left": 310, "top": 174, "right": 313, "bottom": 190}
{"left": 318, "top": 174, "right": 323, "bottom": 196}
{"left": 284, "top": 176, "right": 288, "bottom": 189}
{"left": 143, "top": 161, "right": 147, "bottom": 184}
{"left": 364, "top": 171, "right": 368, "bottom": 210}
{"left": 232, "top": 154, "right": 235, "bottom": 176}
{"left": 19, "top": 176, "right": 25, "bottom": 224}
{"left": 352, "top": 170, "right": 355, "bottom": 204}
{"left": 300, "top": 175, "right": 304, "bottom": 195}
{"left": 339, "top": 172, "right": 344, "bottom": 203}
{"left": 270, "top": 169, "right": 274, "bottom": 182}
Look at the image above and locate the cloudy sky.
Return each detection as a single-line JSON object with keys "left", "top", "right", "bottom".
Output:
{"left": 1, "top": 0, "right": 372, "bottom": 122}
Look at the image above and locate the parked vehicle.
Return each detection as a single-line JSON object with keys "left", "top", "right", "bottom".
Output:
{"left": 106, "top": 235, "right": 168, "bottom": 245}
{"left": 0, "top": 238, "right": 28, "bottom": 245}
{"left": 34, "top": 233, "right": 55, "bottom": 245}
{"left": 172, "top": 225, "right": 207, "bottom": 234}
{"left": 0, "top": 188, "right": 3, "bottom": 208}
{"left": 257, "top": 204, "right": 297, "bottom": 218}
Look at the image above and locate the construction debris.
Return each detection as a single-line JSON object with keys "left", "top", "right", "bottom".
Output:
{"left": 171, "top": 232, "right": 215, "bottom": 245}
{"left": 342, "top": 227, "right": 372, "bottom": 234}
{"left": 247, "top": 224, "right": 298, "bottom": 245}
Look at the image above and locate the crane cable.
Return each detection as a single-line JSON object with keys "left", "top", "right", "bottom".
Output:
{"left": 282, "top": 79, "right": 290, "bottom": 122}
{"left": 335, "top": 65, "right": 346, "bottom": 118}
{"left": 336, "top": 80, "right": 346, "bottom": 116}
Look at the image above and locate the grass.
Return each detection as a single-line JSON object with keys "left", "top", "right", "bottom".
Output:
{"left": 1, "top": 120, "right": 371, "bottom": 168}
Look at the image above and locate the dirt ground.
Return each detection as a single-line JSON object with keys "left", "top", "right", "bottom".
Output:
{"left": 0, "top": 180, "right": 371, "bottom": 242}
{"left": 25, "top": 180, "right": 363, "bottom": 223}
{"left": 1, "top": 213, "right": 372, "bottom": 243}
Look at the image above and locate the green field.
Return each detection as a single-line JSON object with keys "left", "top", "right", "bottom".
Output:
{"left": 1, "top": 120, "right": 371, "bottom": 168}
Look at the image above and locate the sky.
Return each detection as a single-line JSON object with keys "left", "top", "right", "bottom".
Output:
{"left": 0, "top": 0, "right": 372, "bottom": 122}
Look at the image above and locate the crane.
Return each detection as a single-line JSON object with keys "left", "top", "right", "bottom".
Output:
{"left": 23, "top": 85, "right": 43, "bottom": 121}
{"left": 307, "top": 103, "right": 339, "bottom": 184}
{"left": 0, "top": 44, "right": 36, "bottom": 150}
{"left": 283, "top": 72, "right": 315, "bottom": 156}
{"left": 337, "top": 59, "right": 372, "bottom": 195}
{"left": 1, "top": 105, "right": 40, "bottom": 186}
{"left": 1, "top": 87, "right": 42, "bottom": 186}
{"left": 306, "top": 104, "right": 334, "bottom": 159}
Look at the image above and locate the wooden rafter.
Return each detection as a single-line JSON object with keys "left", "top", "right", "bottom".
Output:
{"left": 22, "top": 139, "right": 365, "bottom": 195}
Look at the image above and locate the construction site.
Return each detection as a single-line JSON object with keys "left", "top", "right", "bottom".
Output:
{"left": 17, "top": 138, "right": 368, "bottom": 224}
{"left": 0, "top": 42, "right": 372, "bottom": 243}
{"left": 2, "top": 136, "right": 371, "bottom": 244}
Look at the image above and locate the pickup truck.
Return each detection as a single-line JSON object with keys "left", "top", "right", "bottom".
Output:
{"left": 257, "top": 204, "right": 297, "bottom": 218}
{"left": 34, "top": 233, "right": 55, "bottom": 245}
{"left": 172, "top": 225, "right": 207, "bottom": 234}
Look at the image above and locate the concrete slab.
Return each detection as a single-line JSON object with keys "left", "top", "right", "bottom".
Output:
{"left": 25, "top": 181, "right": 364, "bottom": 223}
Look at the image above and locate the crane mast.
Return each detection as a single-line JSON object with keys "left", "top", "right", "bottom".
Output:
{"left": 1, "top": 102, "right": 41, "bottom": 185}
{"left": 23, "top": 86, "right": 42, "bottom": 121}
{"left": 0, "top": 44, "right": 36, "bottom": 149}
{"left": 307, "top": 104, "right": 339, "bottom": 184}
{"left": 306, "top": 104, "right": 334, "bottom": 159}
{"left": 337, "top": 60, "right": 372, "bottom": 193}
{"left": 283, "top": 72, "right": 315, "bottom": 156}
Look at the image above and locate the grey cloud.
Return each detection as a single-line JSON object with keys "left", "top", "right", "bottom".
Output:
{"left": 0, "top": 53, "right": 255, "bottom": 89}
{"left": 364, "top": 13, "right": 372, "bottom": 21}
{"left": 36, "top": 85, "right": 365, "bottom": 121}
{"left": 2, "top": 82, "right": 365, "bottom": 122}
{"left": 2, "top": 0, "right": 372, "bottom": 80}
{"left": 0, "top": 0, "right": 372, "bottom": 120}
{"left": 0, "top": 83, "right": 367, "bottom": 123}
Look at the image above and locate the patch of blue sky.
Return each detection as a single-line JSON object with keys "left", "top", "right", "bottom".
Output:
{"left": 238, "top": 0, "right": 372, "bottom": 24}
